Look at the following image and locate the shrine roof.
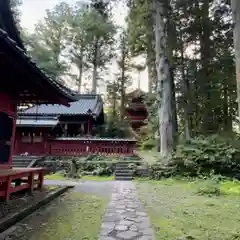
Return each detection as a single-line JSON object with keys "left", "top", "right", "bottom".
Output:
{"left": 19, "top": 94, "right": 104, "bottom": 118}
{"left": 0, "top": 29, "right": 77, "bottom": 103}
{"left": 16, "top": 118, "right": 59, "bottom": 127}
{"left": 0, "top": 0, "right": 77, "bottom": 104}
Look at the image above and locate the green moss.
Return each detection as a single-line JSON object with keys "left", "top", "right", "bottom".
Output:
{"left": 45, "top": 173, "right": 114, "bottom": 181}
{"left": 220, "top": 180, "right": 240, "bottom": 195}
{"left": 45, "top": 173, "right": 66, "bottom": 180}
{"left": 25, "top": 192, "right": 108, "bottom": 240}
{"left": 137, "top": 179, "right": 240, "bottom": 240}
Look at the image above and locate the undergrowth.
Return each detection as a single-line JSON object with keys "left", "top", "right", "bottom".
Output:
{"left": 147, "top": 135, "right": 240, "bottom": 180}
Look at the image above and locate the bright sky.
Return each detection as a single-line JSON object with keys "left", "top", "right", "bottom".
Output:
{"left": 20, "top": 0, "right": 148, "bottom": 93}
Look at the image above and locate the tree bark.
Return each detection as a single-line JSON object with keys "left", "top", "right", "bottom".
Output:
{"left": 92, "top": 38, "right": 99, "bottom": 94}
{"left": 166, "top": 2, "right": 178, "bottom": 147}
{"left": 120, "top": 40, "right": 126, "bottom": 122}
{"left": 154, "top": 0, "right": 173, "bottom": 161}
{"left": 199, "top": 0, "right": 214, "bottom": 133}
{"left": 180, "top": 30, "right": 191, "bottom": 140}
{"left": 231, "top": 0, "right": 240, "bottom": 125}
{"left": 78, "top": 63, "right": 83, "bottom": 93}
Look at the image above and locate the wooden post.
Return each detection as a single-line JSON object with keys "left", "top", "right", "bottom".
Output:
{"left": 87, "top": 119, "right": 92, "bottom": 135}
{"left": 64, "top": 124, "right": 68, "bottom": 137}
{"left": 28, "top": 172, "right": 34, "bottom": 193}
{"left": 38, "top": 171, "right": 44, "bottom": 190}
{"left": 6, "top": 176, "right": 11, "bottom": 201}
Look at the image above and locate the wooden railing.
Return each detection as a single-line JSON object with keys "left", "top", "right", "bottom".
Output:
{"left": 14, "top": 137, "right": 137, "bottom": 156}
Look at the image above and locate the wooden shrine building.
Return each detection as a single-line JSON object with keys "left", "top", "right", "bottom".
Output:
{"left": 0, "top": 0, "right": 77, "bottom": 200}
{"left": 14, "top": 94, "right": 137, "bottom": 156}
{"left": 125, "top": 89, "right": 148, "bottom": 132}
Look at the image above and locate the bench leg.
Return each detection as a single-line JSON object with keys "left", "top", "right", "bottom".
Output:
{"left": 38, "top": 172, "right": 44, "bottom": 190}
{"left": 28, "top": 173, "right": 34, "bottom": 194}
{"left": 6, "top": 177, "right": 11, "bottom": 201}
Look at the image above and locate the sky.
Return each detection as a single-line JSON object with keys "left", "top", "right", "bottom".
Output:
{"left": 20, "top": 0, "right": 148, "bottom": 93}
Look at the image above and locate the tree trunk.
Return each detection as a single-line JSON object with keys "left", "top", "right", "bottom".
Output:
{"left": 180, "top": 30, "right": 191, "bottom": 140}
{"left": 92, "top": 38, "right": 99, "bottom": 94}
{"left": 112, "top": 80, "right": 117, "bottom": 119}
{"left": 166, "top": 2, "right": 178, "bottom": 147}
{"left": 146, "top": 43, "right": 156, "bottom": 93}
{"left": 154, "top": 0, "right": 173, "bottom": 161}
{"left": 200, "top": 0, "right": 214, "bottom": 133}
{"left": 231, "top": 0, "right": 240, "bottom": 124}
{"left": 78, "top": 63, "right": 83, "bottom": 93}
{"left": 120, "top": 41, "right": 126, "bottom": 122}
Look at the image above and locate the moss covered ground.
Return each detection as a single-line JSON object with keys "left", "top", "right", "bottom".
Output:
{"left": 136, "top": 178, "right": 240, "bottom": 240}
{"left": 19, "top": 192, "right": 108, "bottom": 240}
{"left": 45, "top": 173, "right": 114, "bottom": 181}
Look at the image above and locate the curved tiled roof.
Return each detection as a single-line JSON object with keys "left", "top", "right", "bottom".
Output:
{"left": 0, "top": 0, "right": 77, "bottom": 103}
{"left": 0, "top": 29, "right": 77, "bottom": 102}
{"left": 19, "top": 94, "right": 104, "bottom": 118}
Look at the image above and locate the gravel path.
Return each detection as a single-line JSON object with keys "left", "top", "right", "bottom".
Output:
{"left": 99, "top": 181, "right": 155, "bottom": 240}
{"left": 44, "top": 179, "right": 115, "bottom": 197}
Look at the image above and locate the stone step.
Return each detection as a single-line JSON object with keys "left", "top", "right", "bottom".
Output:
{"left": 115, "top": 176, "right": 133, "bottom": 181}
{"left": 115, "top": 166, "right": 131, "bottom": 171}
{"left": 115, "top": 169, "right": 133, "bottom": 173}
{"left": 12, "top": 163, "right": 29, "bottom": 168}
{"left": 115, "top": 173, "right": 133, "bottom": 177}
{"left": 12, "top": 156, "right": 44, "bottom": 168}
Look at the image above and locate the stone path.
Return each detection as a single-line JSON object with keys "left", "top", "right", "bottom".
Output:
{"left": 99, "top": 181, "right": 155, "bottom": 240}
{"left": 44, "top": 179, "right": 115, "bottom": 197}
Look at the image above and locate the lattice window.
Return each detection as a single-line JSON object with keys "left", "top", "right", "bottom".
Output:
{"left": 33, "top": 136, "right": 43, "bottom": 143}
{"left": 21, "top": 136, "right": 32, "bottom": 143}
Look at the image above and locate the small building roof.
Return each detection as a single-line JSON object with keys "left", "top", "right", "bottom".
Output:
{"left": 16, "top": 119, "right": 59, "bottom": 127}
{"left": 19, "top": 94, "right": 104, "bottom": 118}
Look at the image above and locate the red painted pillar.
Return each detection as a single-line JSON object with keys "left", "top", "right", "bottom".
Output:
{"left": 9, "top": 116, "right": 17, "bottom": 167}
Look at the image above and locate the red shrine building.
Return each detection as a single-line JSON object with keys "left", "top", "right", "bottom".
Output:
{"left": 125, "top": 89, "right": 148, "bottom": 132}
{"left": 14, "top": 94, "right": 137, "bottom": 156}
{"left": 0, "top": 0, "right": 78, "bottom": 200}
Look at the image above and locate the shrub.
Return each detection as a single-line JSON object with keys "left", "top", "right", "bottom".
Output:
{"left": 171, "top": 136, "right": 240, "bottom": 179}
{"left": 195, "top": 180, "right": 221, "bottom": 196}
{"left": 140, "top": 138, "right": 156, "bottom": 150}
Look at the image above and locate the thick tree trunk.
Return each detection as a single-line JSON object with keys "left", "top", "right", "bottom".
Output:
{"left": 147, "top": 43, "right": 156, "bottom": 93}
{"left": 167, "top": 2, "right": 178, "bottom": 147}
{"left": 200, "top": 0, "right": 214, "bottom": 133}
{"left": 154, "top": 0, "right": 173, "bottom": 161}
{"left": 231, "top": 0, "right": 240, "bottom": 124}
{"left": 180, "top": 30, "right": 191, "bottom": 140}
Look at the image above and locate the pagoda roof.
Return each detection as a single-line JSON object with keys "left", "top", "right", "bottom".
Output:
{"left": 0, "top": 0, "right": 77, "bottom": 105}
{"left": 19, "top": 94, "right": 104, "bottom": 118}
{"left": 126, "top": 89, "right": 146, "bottom": 99}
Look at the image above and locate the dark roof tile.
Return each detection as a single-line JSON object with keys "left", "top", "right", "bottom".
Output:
{"left": 20, "top": 94, "right": 104, "bottom": 117}
{"left": 0, "top": 29, "right": 77, "bottom": 102}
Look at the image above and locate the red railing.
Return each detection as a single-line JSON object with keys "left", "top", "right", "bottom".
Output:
{"left": 14, "top": 138, "right": 137, "bottom": 156}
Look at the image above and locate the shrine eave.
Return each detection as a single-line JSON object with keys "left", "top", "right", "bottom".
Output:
{"left": 0, "top": 29, "right": 77, "bottom": 105}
